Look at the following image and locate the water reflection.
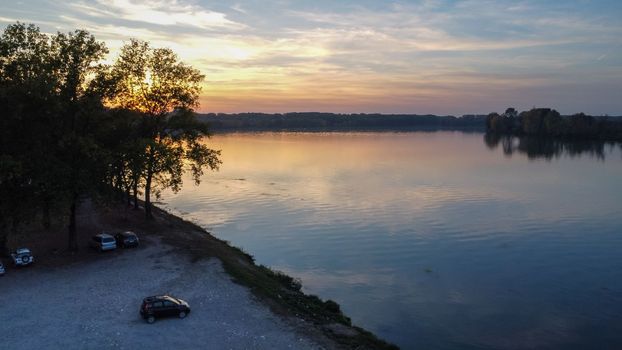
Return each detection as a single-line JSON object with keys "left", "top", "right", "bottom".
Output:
{"left": 163, "top": 132, "right": 622, "bottom": 349}
{"left": 483, "top": 133, "right": 621, "bottom": 160}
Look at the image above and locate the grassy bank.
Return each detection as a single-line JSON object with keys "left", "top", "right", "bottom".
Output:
{"left": 150, "top": 205, "right": 398, "bottom": 350}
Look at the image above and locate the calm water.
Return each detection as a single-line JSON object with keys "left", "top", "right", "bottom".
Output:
{"left": 162, "top": 132, "right": 622, "bottom": 349}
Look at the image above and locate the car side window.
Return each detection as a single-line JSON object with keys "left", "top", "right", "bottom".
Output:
{"left": 152, "top": 301, "right": 163, "bottom": 308}
{"left": 163, "top": 301, "right": 175, "bottom": 307}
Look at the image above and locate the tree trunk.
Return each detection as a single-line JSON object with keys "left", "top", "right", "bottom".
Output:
{"left": 117, "top": 167, "right": 125, "bottom": 201}
{"left": 1, "top": 217, "right": 20, "bottom": 256}
{"left": 144, "top": 167, "right": 153, "bottom": 220}
{"left": 0, "top": 225, "right": 8, "bottom": 256}
{"left": 68, "top": 197, "right": 78, "bottom": 252}
{"left": 133, "top": 181, "right": 139, "bottom": 210}
{"left": 42, "top": 196, "right": 51, "bottom": 230}
{"left": 144, "top": 147, "right": 155, "bottom": 220}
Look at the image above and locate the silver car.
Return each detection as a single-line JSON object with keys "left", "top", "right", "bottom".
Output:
{"left": 0, "top": 261, "right": 5, "bottom": 275}
{"left": 11, "top": 248, "right": 34, "bottom": 266}
{"left": 90, "top": 233, "right": 117, "bottom": 252}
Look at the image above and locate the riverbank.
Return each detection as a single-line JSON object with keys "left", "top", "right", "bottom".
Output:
{"left": 0, "top": 201, "right": 397, "bottom": 349}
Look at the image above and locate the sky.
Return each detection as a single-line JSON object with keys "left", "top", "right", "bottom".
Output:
{"left": 1, "top": 0, "right": 621, "bottom": 115}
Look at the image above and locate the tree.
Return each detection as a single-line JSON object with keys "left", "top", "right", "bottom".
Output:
{"left": 98, "top": 108, "right": 146, "bottom": 208}
{"left": 0, "top": 23, "right": 59, "bottom": 253}
{"left": 1, "top": 23, "right": 222, "bottom": 253}
{"left": 503, "top": 108, "right": 518, "bottom": 119}
{"left": 0, "top": 23, "right": 110, "bottom": 252}
{"left": 543, "top": 109, "right": 565, "bottom": 136}
{"left": 51, "top": 29, "right": 109, "bottom": 251}
{"left": 105, "top": 40, "right": 221, "bottom": 219}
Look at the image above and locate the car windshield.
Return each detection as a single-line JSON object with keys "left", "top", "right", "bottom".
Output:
{"left": 103, "top": 237, "right": 115, "bottom": 243}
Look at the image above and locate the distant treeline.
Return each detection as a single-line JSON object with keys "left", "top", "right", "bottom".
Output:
{"left": 198, "top": 112, "right": 487, "bottom": 131}
{"left": 486, "top": 108, "right": 622, "bottom": 141}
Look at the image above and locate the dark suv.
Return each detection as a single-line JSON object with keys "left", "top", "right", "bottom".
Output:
{"left": 114, "top": 231, "right": 139, "bottom": 248}
{"left": 140, "top": 295, "right": 191, "bottom": 323}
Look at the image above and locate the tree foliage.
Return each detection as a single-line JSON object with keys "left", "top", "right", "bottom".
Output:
{"left": 0, "top": 23, "right": 220, "bottom": 252}
{"left": 103, "top": 39, "right": 221, "bottom": 219}
{"left": 199, "top": 112, "right": 486, "bottom": 131}
{"left": 486, "top": 107, "right": 622, "bottom": 141}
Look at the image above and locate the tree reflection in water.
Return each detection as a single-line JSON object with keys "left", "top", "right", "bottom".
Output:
{"left": 483, "top": 133, "right": 622, "bottom": 161}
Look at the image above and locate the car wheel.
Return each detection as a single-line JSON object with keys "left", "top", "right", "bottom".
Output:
{"left": 147, "top": 316, "right": 155, "bottom": 324}
{"left": 179, "top": 311, "right": 187, "bottom": 319}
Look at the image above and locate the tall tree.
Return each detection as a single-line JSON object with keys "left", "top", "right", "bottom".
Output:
{"left": 105, "top": 40, "right": 221, "bottom": 219}
{"left": 51, "top": 29, "right": 109, "bottom": 251}
{"left": 0, "top": 23, "right": 58, "bottom": 253}
{"left": 0, "top": 24, "right": 109, "bottom": 252}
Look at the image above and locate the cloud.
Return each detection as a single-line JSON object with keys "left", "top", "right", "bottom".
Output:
{"left": 1, "top": 0, "right": 620, "bottom": 114}
{"left": 287, "top": 2, "right": 619, "bottom": 53}
{"left": 231, "top": 3, "right": 247, "bottom": 14}
{"left": 73, "top": 0, "right": 245, "bottom": 30}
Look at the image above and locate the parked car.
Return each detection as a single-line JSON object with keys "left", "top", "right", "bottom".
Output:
{"left": 11, "top": 248, "right": 34, "bottom": 266}
{"left": 114, "top": 231, "right": 139, "bottom": 248}
{"left": 0, "top": 261, "right": 5, "bottom": 275}
{"left": 90, "top": 233, "right": 117, "bottom": 252}
{"left": 140, "top": 295, "right": 191, "bottom": 323}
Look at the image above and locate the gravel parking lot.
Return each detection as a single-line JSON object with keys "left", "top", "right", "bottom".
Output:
{"left": 0, "top": 237, "right": 325, "bottom": 349}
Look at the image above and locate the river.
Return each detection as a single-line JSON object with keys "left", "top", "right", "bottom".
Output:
{"left": 162, "top": 131, "right": 622, "bottom": 349}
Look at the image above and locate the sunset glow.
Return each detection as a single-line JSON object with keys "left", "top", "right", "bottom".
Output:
{"left": 2, "top": 1, "right": 621, "bottom": 115}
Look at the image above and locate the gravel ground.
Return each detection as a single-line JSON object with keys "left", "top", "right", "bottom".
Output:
{"left": 0, "top": 237, "right": 325, "bottom": 349}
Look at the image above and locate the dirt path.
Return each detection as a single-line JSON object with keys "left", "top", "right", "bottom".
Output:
{"left": 0, "top": 236, "right": 325, "bottom": 349}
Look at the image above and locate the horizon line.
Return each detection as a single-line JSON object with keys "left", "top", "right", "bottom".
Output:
{"left": 195, "top": 111, "right": 622, "bottom": 117}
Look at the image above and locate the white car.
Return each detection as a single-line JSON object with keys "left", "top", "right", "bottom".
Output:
{"left": 90, "top": 233, "right": 117, "bottom": 251}
{"left": 11, "top": 248, "right": 34, "bottom": 266}
{"left": 0, "top": 261, "right": 5, "bottom": 275}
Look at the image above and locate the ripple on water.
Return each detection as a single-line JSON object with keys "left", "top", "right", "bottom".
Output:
{"left": 162, "top": 132, "right": 622, "bottom": 349}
